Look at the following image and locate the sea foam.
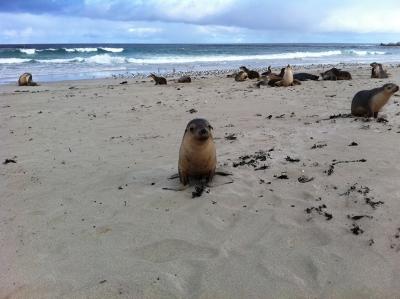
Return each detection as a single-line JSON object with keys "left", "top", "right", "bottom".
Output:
{"left": 64, "top": 48, "right": 98, "bottom": 53}
{"left": 19, "top": 49, "right": 36, "bottom": 55}
{"left": 0, "top": 58, "right": 32, "bottom": 64}
{"left": 99, "top": 47, "right": 124, "bottom": 53}
{"left": 124, "top": 51, "right": 343, "bottom": 64}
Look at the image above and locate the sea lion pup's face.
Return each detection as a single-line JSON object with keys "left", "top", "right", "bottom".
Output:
{"left": 383, "top": 83, "right": 399, "bottom": 94}
{"left": 185, "top": 119, "right": 213, "bottom": 141}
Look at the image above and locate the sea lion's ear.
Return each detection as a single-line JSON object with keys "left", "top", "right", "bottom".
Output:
{"left": 209, "top": 125, "right": 213, "bottom": 130}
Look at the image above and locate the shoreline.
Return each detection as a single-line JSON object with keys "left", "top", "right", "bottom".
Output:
{"left": 2, "top": 61, "right": 399, "bottom": 86}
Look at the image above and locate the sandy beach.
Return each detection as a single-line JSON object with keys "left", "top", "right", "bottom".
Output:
{"left": 1, "top": 64, "right": 400, "bottom": 298}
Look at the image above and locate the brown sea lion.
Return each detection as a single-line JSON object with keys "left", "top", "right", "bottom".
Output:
{"left": 351, "top": 83, "right": 399, "bottom": 118}
{"left": 239, "top": 66, "right": 260, "bottom": 79}
{"left": 18, "top": 73, "right": 38, "bottom": 86}
{"left": 320, "top": 69, "right": 337, "bottom": 81}
{"left": 261, "top": 66, "right": 272, "bottom": 77}
{"left": 277, "top": 67, "right": 285, "bottom": 78}
{"left": 320, "top": 68, "right": 352, "bottom": 80}
{"left": 261, "top": 66, "right": 284, "bottom": 78}
{"left": 269, "top": 65, "right": 301, "bottom": 87}
{"left": 338, "top": 69, "right": 352, "bottom": 80}
{"left": 256, "top": 67, "right": 283, "bottom": 87}
{"left": 177, "top": 75, "right": 192, "bottom": 83}
{"left": 148, "top": 73, "right": 167, "bottom": 85}
{"left": 370, "top": 62, "right": 388, "bottom": 79}
{"left": 265, "top": 67, "right": 285, "bottom": 86}
{"left": 235, "top": 71, "right": 248, "bottom": 82}
{"left": 337, "top": 69, "right": 352, "bottom": 80}
{"left": 178, "top": 119, "right": 217, "bottom": 186}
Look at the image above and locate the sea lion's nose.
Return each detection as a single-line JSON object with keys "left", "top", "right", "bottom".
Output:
{"left": 200, "top": 128, "right": 208, "bottom": 135}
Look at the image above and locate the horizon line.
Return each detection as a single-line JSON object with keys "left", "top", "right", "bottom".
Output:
{"left": 0, "top": 42, "right": 385, "bottom": 46}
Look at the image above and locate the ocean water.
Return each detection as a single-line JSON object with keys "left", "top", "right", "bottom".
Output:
{"left": 1, "top": 43, "right": 399, "bottom": 83}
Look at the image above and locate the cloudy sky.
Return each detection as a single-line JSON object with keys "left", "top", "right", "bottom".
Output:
{"left": 1, "top": 0, "right": 400, "bottom": 44}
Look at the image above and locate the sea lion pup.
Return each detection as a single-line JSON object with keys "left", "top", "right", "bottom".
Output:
{"left": 177, "top": 75, "right": 191, "bottom": 83}
{"left": 239, "top": 66, "right": 260, "bottom": 79}
{"left": 148, "top": 73, "right": 167, "bottom": 85}
{"left": 178, "top": 118, "right": 217, "bottom": 186}
{"left": 18, "top": 73, "right": 38, "bottom": 86}
{"left": 351, "top": 83, "right": 399, "bottom": 118}
{"left": 261, "top": 66, "right": 272, "bottom": 77}
{"left": 269, "top": 65, "right": 301, "bottom": 87}
{"left": 293, "top": 73, "right": 319, "bottom": 81}
{"left": 321, "top": 68, "right": 352, "bottom": 80}
{"left": 235, "top": 71, "right": 248, "bottom": 82}
{"left": 370, "top": 62, "right": 388, "bottom": 79}
{"left": 255, "top": 68, "right": 281, "bottom": 87}
{"left": 261, "top": 66, "right": 283, "bottom": 78}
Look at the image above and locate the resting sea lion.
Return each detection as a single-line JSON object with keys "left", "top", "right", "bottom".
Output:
{"left": 255, "top": 67, "right": 284, "bottom": 87}
{"left": 148, "top": 73, "right": 167, "bottom": 85}
{"left": 256, "top": 67, "right": 280, "bottom": 87}
{"left": 177, "top": 75, "right": 191, "bottom": 83}
{"left": 370, "top": 62, "right": 388, "bottom": 79}
{"left": 351, "top": 83, "right": 399, "bottom": 118}
{"left": 235, "top": 71, "right": 248, "bottom": 82}
{"left": 239, "top": 66, "right": 260, "bottom": 79}
{"left": 294, "top": 73, "right": 319, "bottom": 81}
{"left": 269, "top": 65, "right": 301, "bottom": 87}
{"left": 320, "top": 68, "right": 352, "bottom": 81}
{"left": 255, "top": 78, "right": 268, "bottom": 88}
{"left": 18, "top": 73, "right": 38, "bottom": 86}
{"left": 320, "top": 69, "right": 337, "bottom": 81}
{"left": 178, "top": 119, "right": 217, "bottom": 186}
{"left": 336, "top": 69, "right": 352, "bottom": 80}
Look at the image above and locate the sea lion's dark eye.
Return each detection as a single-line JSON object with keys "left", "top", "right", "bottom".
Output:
{"left": 190, "top": 127, "right": 194, "bottom": 132}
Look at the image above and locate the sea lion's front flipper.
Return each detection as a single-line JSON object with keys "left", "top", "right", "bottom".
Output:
{"left": 168, "top": 173, "right": 180, "bottom": 180}
{"left": 207, "top": 169, "right": 234, "bottom": 187}
{"left": 207, "top": 177, "right": 234, "bottom": 188}
{"left": 162, "top": 185, "right": 189, "bottom": 191}
{"left": 215, "top": 170, "right": 233, "bottom": 176}
{"left": 163, "top": 172, "right": 187, "bottom": 190}
{"left": 293, "top": 79, "right": 302, "bottom": 85}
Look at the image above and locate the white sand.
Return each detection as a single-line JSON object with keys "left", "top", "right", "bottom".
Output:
{"left": 1, "top": 65, "right": 400, "bottom": 298}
